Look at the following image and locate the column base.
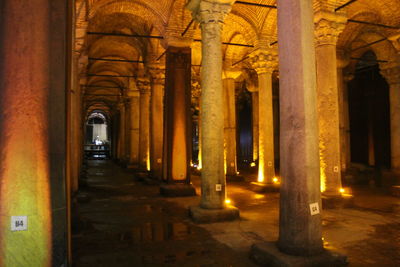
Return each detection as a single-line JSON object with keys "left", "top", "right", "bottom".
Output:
{"left": 226, "top": 174, "right": 245, "bottom": 182}
{"left": 250, "top": 242, "right": 347, "bottom": 267}
{"left": 391, "top": 185, "right": 400, "bottom": 197}
{"left": 249, "top": 182, "right": 280, "bottom": 193}
{"left": 160, "top": 184, "right": 196, "bottom": 197}
{"left": 134, "top": 170, "right": 150, "bottom": 181}
{"left": 321, "top": 193, "right": 354, "bottom": 209}
{"left": 189, "top": 205, "right": 239, "bottom": 223}
{"left": 126, "top": 163, "right": 139, "bottom": 169}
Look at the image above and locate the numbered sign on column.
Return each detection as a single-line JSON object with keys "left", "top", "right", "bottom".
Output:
{"left": 309, "top": 203, "right": 320, "bottom": 216}
{"left": 11, "top": 216, "right": 28, "bottom": 231}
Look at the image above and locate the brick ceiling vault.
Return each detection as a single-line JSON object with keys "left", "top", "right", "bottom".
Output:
{"left": 74, "top": 0, "right": 400, "bottom": 113}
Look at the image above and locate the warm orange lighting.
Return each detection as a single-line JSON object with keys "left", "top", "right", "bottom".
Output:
{"left": 250, "top": 162, "right": 256, "bottom": 167}
{"left": 225, "top": 199, "right": 232, "bottom": 204}
{"left": 272, "top": 177, "right": 279, "bottom": 184}
{"left": 257, "top": 167, "right": 264, "bottom": 183}
{"left": 339, "top": 188, "right": 345, "bottom": 194}
{"left": 236, "top": 171, "right": 240, "bottom": 175}
{"left": 197, "top": 166, "right": 202, "bottom": 170}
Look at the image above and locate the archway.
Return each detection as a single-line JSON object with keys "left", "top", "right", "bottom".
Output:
{"left": 348, "top": 51, "right": 391, "bottom": 185}
{"left": 85, "top": 111, "right": 111, "bottom": 159}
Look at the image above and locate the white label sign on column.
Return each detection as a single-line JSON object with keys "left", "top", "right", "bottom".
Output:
{"left": 309, "top": 203, "right": 320, "bottom": 215}
{"left": 11, "top": 216, "right": 28, "bottom": 231}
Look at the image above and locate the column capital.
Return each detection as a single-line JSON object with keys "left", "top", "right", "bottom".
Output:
{"left": 187, "top": 0, "right": 234, "bottom": 25}
{"left": 191, "top": 80, "right": 202, "bottom": 98}
{"left": 249, "top": 48, "right": 278, "bottom": 75}
{"left": 380, "top": 65, "right": 400, "bottom": 85}
{"left": 127, "top": 89, "right": 140, "bottom": 98}
{"left": 148, "top": 64, "right": 166, "bottom": 85}
{"left": 136, "top": 76, "right": 151, "bottom": 94}
{"left": 162, "top": 30, "right": 193, "bottom": 48}
{"left": 314, "top": 11, "right": 347, "bottom": 47}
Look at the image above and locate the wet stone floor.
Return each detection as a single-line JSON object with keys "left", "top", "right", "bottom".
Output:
{"left": 73, "top": 160, "right": 400, "bottom": 267}
{"left": 72, "top": 160, "right": 257, "bottom": 267}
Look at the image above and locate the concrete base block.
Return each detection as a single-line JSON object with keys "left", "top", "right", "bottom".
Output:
{"left": 160, "top": 184, "right": 196, "bottom": 197}
{"left": 189, "top": 205, "right": 240, "bottom": 223}
{"left": 226, "top": 174, "right": 245, "bottom": 182}
{"left": 321, "top": 194, "right": 354, "bottom": 209}
{"left": 391, "top": 185, "right": 400, "bottom": 197}
{"left": 250, "top": 242, "right": 347, "bottom": 267}
{"left": 249, "top": 182, "right": 280, "bottom": 193}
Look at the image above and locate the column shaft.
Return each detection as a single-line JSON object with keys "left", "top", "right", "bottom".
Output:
{"left": 252, "top": 92, "right": 259, "bottom": 162}
{"left": 0, "top": 0, "right": 67, "bottom": 264}
{"left": 277, "top": 0, "right": 323, "bottom": 255}
{"left": 117, "top": 104, "right": 126, "bottom": 161}
{"left": 150, "top": 82, "right": 164, "bottom": 178}
{"left": 139, "top": 89, "right": 151, "bottom": 170}
{"left": 223, "top": 78, "right": 237, "bottom": 176}
{"left": 315, "top": 44, "right": 342, "bottom": 194}
{"left": 390, "top": 82, "right": 400, "bottom": 170}
{"left": 129, "top": 95, "right": 140, "bottom": 166}
{"left": 258, "top": 72, "right": 275, "bottom": 183}
{"left": 337, "top": 69, "right": 351, "bottom": 171}
{"left": 163, "top": 47, "right": 192, "bottom": 182}
{"left": 200, "top": 17, "right": 226, "bottom": 209}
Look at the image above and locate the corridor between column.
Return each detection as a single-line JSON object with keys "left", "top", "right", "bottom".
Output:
{"left": 72, "top": 159, "right": 256, "bottom": 266}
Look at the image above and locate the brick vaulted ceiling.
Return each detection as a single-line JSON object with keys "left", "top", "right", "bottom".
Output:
{"left": 76, "top": 0, "right": 400, "bottom": 112}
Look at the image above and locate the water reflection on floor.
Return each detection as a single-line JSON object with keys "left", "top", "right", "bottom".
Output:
{"left": 72, "top": 160, "right": 256, "bottom": 267}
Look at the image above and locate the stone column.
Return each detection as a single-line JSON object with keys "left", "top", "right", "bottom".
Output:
{"left": 250, "top": 0, "right": 334, "bottom": 262}
{"left": 337, "top": 50, "right": 352, "bottom": 172}
{"left": 124, "top": 99, "right": 131, "bottom": 162}
{"left": 314, "top": 11, "right": 346, "bottom": 195}
{"left": 0, "top": 0, "right": 68, "bottom": 265}
{"left": 250, "top": 48, "right": 278, "bottom": 187}
{"left": 160, "top": 46, "right": 196, "bottom": 196}
{"left": 149, "top": 65, "right": 165, "bottom": 179}
{"left": 137, "top": 77, "right": 151, "bottom": 171}
{"left": 117, "top": 101, "right": 126, "bottom": 162}
{"left": 247, "top": 85, "right": 259, "bottom": 163}
{"left": 127, "top": 89, "right": 140, "bottom": 168}
{"left": 381, "top": 66, "right": 400, "bottom": 172}
{"left": 222, "top": 69, "right": 241, "bottom": 179}
{"left": 187, "top": 0, "right": 239, "bottom": 223}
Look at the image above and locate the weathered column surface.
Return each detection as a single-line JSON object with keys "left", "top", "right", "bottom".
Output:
{"left": 337, "top": 50, "right": 351, "bottom": 173}
{"left": 149, "top": 64, "right": 165, "bottom": 179}
{"left": 381, "top": 66, "right": 400, "bottom": 172}
{"left": 250, "top": 48, "right": 277, "bottom": 185}
{"left": 277, "top": 0, "right": 323, "bottom": 257}
{"left": 117, "top": 101, "right": 126, "bottom": 162}
{"left": 314, "top": 11, "right": 346, "bottom": 195}
{"left": 160, "top": 46, "right": 195, "bottom": 196}
{"left": 247, "top": 85, "right": 259, "bottom": 162}
{"left": 223, "top": 69, "right": 241, "bottom": 178}
{"left": 127, "top": 88, "right": 140, "bottom": 168}
{"left": 0, "top": 0, "right": 67, "bottom": 265}
{"left": 187, "top": 0, "right": 239, "bottom": 223}
{"left": 138, "top": 77, "right": 151, "bottom": 171}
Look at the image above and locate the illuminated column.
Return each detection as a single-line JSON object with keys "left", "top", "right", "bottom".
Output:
{"left": 160, "top": 46, "right": 195, "bottom": 196}
{"left": 250, "top": 48, "right": 277, "bottom": 185}
{"left": 187, "top": 0, "right": 239, "bottom": 222}
{"left": 247, "top": 85, "right": 259, "bottom": 162}
{"left": 127, "top": 89, "right": 140, "bottom": 168}
{"left": 314, "top": 10, "right": 346, "bottom": 195}
{"left": 222, "top": 69, "right": 241, "bottom": 178}
{"left": 0, "top": 0, "right": 67, "bottom": 265}
{"left": 337, "top": 49, "right": 351, "bottom": 172}
{"left": 138, "top": 77, "right": 151, "bottom": 171}
{"left": 276, "top": 0, "right": 324, "bottom": 257}
{"left": 149, "top": 64, "right": 165, "bottom": 179}
{"left": 117, "top": 101, "right": 126, "bottom": 162}
{"left": 381, "top": 66, "right": 400, "bottom": 172}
